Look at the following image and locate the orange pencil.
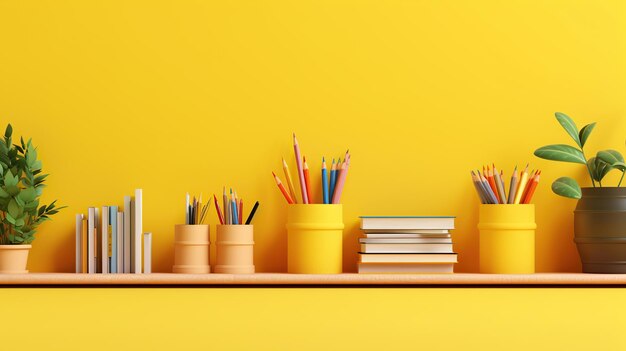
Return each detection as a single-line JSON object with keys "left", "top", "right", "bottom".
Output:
{"left": 303, "top": 156, "right": 313, "bottom": 204}
{"left": 522, "top": 171, "right": 541, "bottom": 204}
{"left": 272, "top": 172, "right": 295, "bottom": 204}
{"left": 520, "top": 170, "right": 536, "bottom": 203}
{"left": 487, "top": 165, "right": 500, "bottom": 203}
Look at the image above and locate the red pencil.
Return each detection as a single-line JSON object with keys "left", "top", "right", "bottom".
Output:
{"left": 303, "top": 156, "right": 313, "bottom": 204}
{"left": 272, "top": 172, "right": 295, "bottom": 204}
{"left": 238, "top": 198, "right": 243, "bottom": 225}
{"left": 214, "top": 194, "right": 224, "bottom": 225}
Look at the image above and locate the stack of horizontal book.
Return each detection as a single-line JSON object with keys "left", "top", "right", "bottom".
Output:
{"left": 358, "top": 216, "right": 457, "bottom": 274}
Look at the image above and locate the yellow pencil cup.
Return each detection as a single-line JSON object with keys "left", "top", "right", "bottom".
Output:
{"left": 173, "top": 224, "right": 211, "bottom": 274}
{"left": 287, "top": 204, "right": 344, "bottom": 274}
{"left": 215, "top": 224, "right": 255, "bottom": 274}
{"left": 478, "top": 204, "right": 536, "bottom": 274}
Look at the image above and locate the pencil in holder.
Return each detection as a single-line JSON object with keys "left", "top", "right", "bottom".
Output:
{"left": 214, "top": 224, "right": 255, "bottom": 274}
{"left": 287, "top": 204, "right": 344, "bottom": 274}
{"left": 173, "top": 224, "right": 211, "bottom": 273}
{"left": 478, "top": 204, "right": 536, "bottom": 274}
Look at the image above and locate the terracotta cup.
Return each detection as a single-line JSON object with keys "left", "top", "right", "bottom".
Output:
{"left": 214, "top": 225, "right": 255, "bottom": 274}
{"left": 173, "top": 224, "right": 210, "bottom": 273}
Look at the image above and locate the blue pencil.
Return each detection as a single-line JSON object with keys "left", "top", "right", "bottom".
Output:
{"left": 231, "top": 193, "right": 239, "bottom": 224}
{"left": 329, "top": 158, "right": 337, "bottom": 200}
{"left": 322, "top": 157, "right": 329, "bottom": 204}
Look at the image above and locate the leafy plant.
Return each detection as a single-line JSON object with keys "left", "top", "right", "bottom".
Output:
{"left": 0, "top": 124, "right": 64, "bottom": 245}
{"left": 534, "top": 112, "right": 626, "bottom": 199}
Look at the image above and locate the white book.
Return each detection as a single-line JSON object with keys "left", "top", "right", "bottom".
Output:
{"left": 362, "top": 229, "right": 450, "bottom": 235}
{"left": 101, "top": 206, "right": 109, "bottom": 274}
{"left": 75, "top": 214, "right": 83, "bottom": 273}
{"left": 363, "top": 233, "right": 451, "bottom": 239}
{"left": 117, "top": 212, "right": 124, "bottom": 273}
{"left": 360, "top": 216, "right": 455, "bottom": 230}
{"left": 359, "top": 237, "right": 452, "bottom": 244}
{"left": 358, "top": 262, "right": 454, "bottom": 274}
{"left": 133, "top": 189, "right": 142, "bottom": 274}
{"left": 87, "top": 207, "right": 95, "bottom": 274}
{"left": 360, "top": 243, "right": 454, "bottom": 253}
{"left": 359, "top": 253, "right": 458, "bottom": 263}
{"left": 123, "top": 195, "right": 131, "bottom": 273}
{"left": 143, "top": 232, "right": 152, "bottom": 274}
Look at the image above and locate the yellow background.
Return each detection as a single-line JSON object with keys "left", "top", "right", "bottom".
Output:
{"left": 2, "top": 1, "right": 626, "bottom": 349}
{"left": 2, "top": 0, "right": 625, "bottom": 274}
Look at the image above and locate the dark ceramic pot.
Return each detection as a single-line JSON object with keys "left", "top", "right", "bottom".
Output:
{"left": 574, "top": 187, "right": 626, "bottom": 273}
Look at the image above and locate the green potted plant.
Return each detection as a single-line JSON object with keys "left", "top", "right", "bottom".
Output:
{"left": 0, "top": 124, "right": 63, "bottom": 273}
{"left": 535, "top": 112, "right": 626, "bottom": 273}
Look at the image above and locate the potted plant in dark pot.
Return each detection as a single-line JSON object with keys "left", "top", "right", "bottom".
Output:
{"left": 0, "top": 124, "right": 63, "bottom": 273}
{"left": 535, "top": 112, "right": 626, "bottom": 273}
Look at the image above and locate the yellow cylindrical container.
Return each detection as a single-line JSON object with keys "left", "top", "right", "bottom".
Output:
{"left": 214, "top": 225, "right": 255, "bottom": 274}
{"left": 173, "top": 224, "right": 211, "bottom": 273}
{"left": 478, "top": 204, "right": 536, "bottom": 274}
{"left": 287, "top": 204, "right": 344, "bottom": 274}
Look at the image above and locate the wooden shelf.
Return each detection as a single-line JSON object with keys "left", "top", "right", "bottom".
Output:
{"left": 1, "top": 273, "right": 626, "bottom": 286}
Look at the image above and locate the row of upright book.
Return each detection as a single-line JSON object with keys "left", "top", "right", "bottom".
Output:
{"left": 358, "top": 216, "right": 457, "bottom": 273}
{"left": 74, "top": 189, "right": 151, "bottom": 273}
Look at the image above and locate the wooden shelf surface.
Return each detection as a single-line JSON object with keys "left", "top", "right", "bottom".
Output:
{"left": 1, "top": 273, "right": 626, "bottom": 286}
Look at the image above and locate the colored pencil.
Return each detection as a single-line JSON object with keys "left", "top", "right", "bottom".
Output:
{"left": 293, "top": 133, "right": 309, "bottom": 204}
{"left": 329, "top": 159, "right": 337, "bottom": 199}
{"left": 514, "top": 165, "right": 530, "bottom": 204}
{"left": 522, "top": 171, "right": 541, "bottom": 204}
{"left": 487, "top": 165, "right": 500, "bottom": 203}
{"left": 471, "top": 171, "right": 488, "bottom": 204}
{"left": 282, "top": 158, "right": 298, "bottom": 204}
{"left": 185, "top": 193, "right": 190, "bottom": 224}
{"left": 520, "top": 170, "right": 536, "bottom": 201}
{"left": 223, "top": 187, "right": 230, "bottom": 225}
{"left": 507, "top": 166, "right": 518, "bottom": 204}
{"left": 303, "top": 156, "right": 313, "bottom": 204}
{"left": 332, "top": 154, "right": 350, "bottom": 204}
{"left": 322, "top": 157, "right": 329, "bottom": 204}
{"left": 231, "top": 189, "right": 239, "bottom": 225}
{"left": 214, "top": 194, "right": 224, "bottom": 225}
{"left": 272, "top": 171, "right": 295, "bottom": 204}
{"left": 479, "top": 171, "right": 498, "bottom": 204}
{"left": 238, "top": 198, "right": 243, "bottom": 225}
{"left": 245, "top": 201, "right": 260, "bottom": 225}
{"left": 493, "top": 166, "right": 507, "bottom": 204}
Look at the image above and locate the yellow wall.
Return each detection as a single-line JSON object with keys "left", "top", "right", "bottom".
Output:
{"left": 4, "top": 0, "right": 626, "bottom": 273}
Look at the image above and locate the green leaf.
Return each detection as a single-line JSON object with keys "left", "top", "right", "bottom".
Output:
{"left": 594, "top": 157, "right": 613, "bottom": 182}
{"left": 579, "top": 122, "right": 596, "bottom": 148}
{"left": 38, "top": 205, "right": 47, "bottom": 216}
{"left": 534, "top": 144, "right": 586, "bottom": 164}
{"left": 613, "top": 161, "right": 626, "bottom": 172}
{"left": 0, "top": 187, "right": 10, "bottom": 198}
{"left": 4, "top": 124, "right": 12, "bottom": 139}
{"left": 5, "top": 213, "right": 15, "bottom": 225}
{"left": 4, "top": 171, "right": 18, "bottom": 187}
{"left": 5, "top": 185, "right": 19, "bottom": 196}
{"left": 597, "top": 149, "right": 625, "bottom": 165}
{"left": 555, "top": 112, "right": 581, "bottom": 147}
{"left": 18, "top": 187, "right": 36, "bottom": 203}
{"left": 587, "top": 157, "right": 598, "bottom": 181}
{"left": 552, "top": 177, "right": 582, "bottom": 199}
{"left": 8, "top": 198, "right": 20, "bottom": 218}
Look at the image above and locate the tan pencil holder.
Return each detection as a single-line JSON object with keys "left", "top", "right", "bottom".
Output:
{"left": 173, "top": 224, "right": 211, "bottom": 273}
{"left": 214, "top": 225, "right": 255, "bottom": 274}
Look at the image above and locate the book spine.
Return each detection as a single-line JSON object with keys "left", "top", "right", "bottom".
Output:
{"left": 117, "top": 212, "right": 123, "bottom": 273}
{"left": 75, "top": 214, "right": 83, "bottom": 273}
{"left": 87, "top": 208, "right": 95, "bottom": 274}
{"left": 101, "top": 206, "right": 109, "bottom": 274}
{"left": 133, "top": 189, "right": 142, "bottom": 274}
{"left": 110, "top": 206, "right": 118, "bottom": 273}
{"left": 81, "top": 218, "right": 88, "bottom": 273}
{"left": 143, "top": 232, "right": 151, "bottom": 274}
{"left": 123, "top": 195, "right": 131, "bottom": 273}
{"left": 129, "top": 198, "right": 135, "bottom": 273}
{"left": 95, "top": 207, "right": 100, "bottom": 273}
